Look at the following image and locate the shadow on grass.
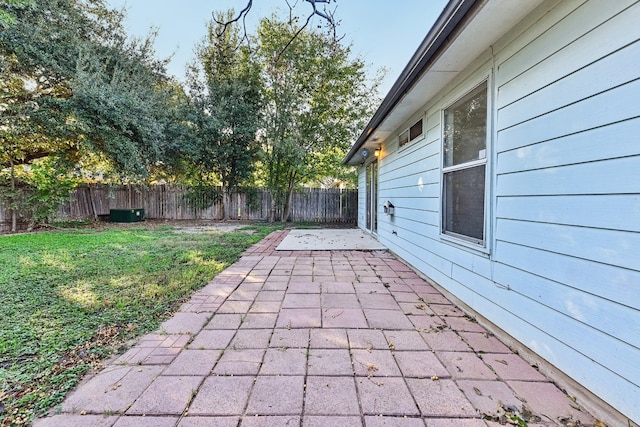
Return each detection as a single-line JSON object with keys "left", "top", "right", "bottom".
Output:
{"left": 0, "top": 223, "right": 283, "bottom": 425}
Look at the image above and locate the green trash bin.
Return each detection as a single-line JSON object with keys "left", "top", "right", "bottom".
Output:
{"left": 109, "top": 208, "right": 145, "bottom": 223}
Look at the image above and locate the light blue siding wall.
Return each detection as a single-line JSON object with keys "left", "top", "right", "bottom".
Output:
{"left": 373, "top": 0, "right": 640, "bottom": 421}
{"left": 493, "top": 0, "right": 640, "bottom": 419}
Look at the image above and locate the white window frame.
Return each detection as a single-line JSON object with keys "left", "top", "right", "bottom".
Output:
{"left": 398, "top": 117, "right": 425, "bottom": 148}
{"left": 440, "top": 78, "right": 491, "bottom": 251}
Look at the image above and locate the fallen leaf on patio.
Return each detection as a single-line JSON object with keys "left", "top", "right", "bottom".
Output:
{"left": 558, "top": 416, "right": 582, "bottom": 427}
{"left": 463, "top": 314, "right": 478, "bottom": 323}
{"left": 483, "top": 402, "right": 540, "bottom": 426}
{"left": 431, "top": 375, "right": 439, "bottom": 381}
{"left": 430, "top": 324, "right": 447, "bottom": 332}
{"left": 495, "top": 359, "right": 508, "bottom": 365}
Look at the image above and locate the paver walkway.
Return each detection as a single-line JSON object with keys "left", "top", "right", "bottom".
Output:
{"left": 35, "top": 230, "right": 597, "bottom": 427}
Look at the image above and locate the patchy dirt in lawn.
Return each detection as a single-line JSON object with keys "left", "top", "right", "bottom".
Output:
{"left": 1, "top": 219, "right": 356, "bottom": 236}
{"left": 171, "top": 223, "right": 247, "bottom": 234}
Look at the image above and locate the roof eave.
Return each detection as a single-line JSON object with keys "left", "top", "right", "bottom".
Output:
{"left": 343, "top": 0, "right": 477, "bottom": 165}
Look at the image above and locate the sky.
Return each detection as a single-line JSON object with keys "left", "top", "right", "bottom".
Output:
{"left": 104, "top": 0, "right": 449, "bottom": 96}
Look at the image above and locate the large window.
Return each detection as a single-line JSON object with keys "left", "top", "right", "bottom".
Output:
{"left": 442, "top": 81, "right": 488, "bottom": 245}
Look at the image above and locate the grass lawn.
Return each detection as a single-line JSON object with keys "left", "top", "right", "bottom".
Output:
{"left": 0, "top": 223, "right": 282, "bottom": 426}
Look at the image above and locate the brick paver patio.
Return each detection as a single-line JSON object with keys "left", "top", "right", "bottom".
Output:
{"left": 34, "top": 229, "right": 597, "bottom": 426}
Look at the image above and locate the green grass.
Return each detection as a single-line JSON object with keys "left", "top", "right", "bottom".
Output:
{"left": 0, "top": 223, "right": 282, "bottom": 426}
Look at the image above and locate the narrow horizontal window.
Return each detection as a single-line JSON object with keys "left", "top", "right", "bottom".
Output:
{"left": 399, "top": 118, "right": 424, "bottom": 148}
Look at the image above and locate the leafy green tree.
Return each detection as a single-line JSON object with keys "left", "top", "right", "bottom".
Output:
{"left": 7, "top": 159, "right": 78, "bottom": 230}
{"left": 1, "top": 0, "right": 186, "bottom": 229}
{"left": 0, "top": 0, "right": 33, "bottom": 27}
{"left": 181, "top": 11, "right": 263, "bottom": 219}
{"left": 255, "top": 16, "right": 380, "bottom": 221}
{"left": 71, "top": 31, "right": 175, "bottom": 180}
{"left": 0, "top": 0, "right": 177, "bottom": 180}
{"left": 1, "top": 5, "right": 80, "bottom": 230}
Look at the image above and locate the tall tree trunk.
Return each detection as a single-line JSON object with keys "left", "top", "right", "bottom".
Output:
{"left": 269, "top": 191, "right": 276, "bottom": 223}
{"left": 10, "top": 160, "right": 17, "bottom": 233}
{"left": 221, "top": 187, "right": 230, "bottom": 221}
{"left": 281, "top": 171, "right": 297, "bottom": 222}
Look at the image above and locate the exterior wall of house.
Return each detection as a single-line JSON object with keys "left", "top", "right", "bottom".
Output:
{"left": 370, "top": 0, "right": 640, "bottom": 421}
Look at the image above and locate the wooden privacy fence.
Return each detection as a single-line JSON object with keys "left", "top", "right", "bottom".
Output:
{"left": 0, "top": 185, "right": 357, "bottom": 230}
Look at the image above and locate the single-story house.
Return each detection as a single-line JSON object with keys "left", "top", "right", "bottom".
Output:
{"left": 344, "top": 0, "right": 640, "bottom": 424}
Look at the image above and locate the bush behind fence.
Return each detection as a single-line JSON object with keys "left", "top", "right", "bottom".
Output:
{"left": 0, "top": 185, "right": 358, "bottom": 231}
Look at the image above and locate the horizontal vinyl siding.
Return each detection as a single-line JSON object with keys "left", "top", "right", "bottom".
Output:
{"left": 493, "top": 0, "right": 640, "bottom": 421}
{"left": 377, "top": 72, "right": 497, "bottom": 275}
{"left": 377, "top": 115, "right": 441, "bottom": 241}
{"left": 497, "top": 194, "right": 640, "bottom": 232}
{"left": 496, "top": 118, "right": 640, "bottom": 175}
{"left": 373, "top": 0, "right": 640, "bottom": 422}
{"left": 497, "top": 1, "right": 638, "bottom": 107}
{"left": 377, "top": 106, "right": 494, "bottom": 281}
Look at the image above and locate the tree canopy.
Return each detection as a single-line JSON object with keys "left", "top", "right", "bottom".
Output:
{"left": 161, "top": 9, "right": 381, "bottom": 221}
{"left": 0, "top": 0, "right": 34, "bottom": 27}
{"left": 0, "top": 0, "right": 177, "bottom": 179}
{"left": 254, "top": 15, "right": 380, "bottom": 220}
{"left": 1, "top": 0, "right": 383, "bottom": 224}
{"left": 0, "top": 0, "right": 187, "bottom": 230}
{"left": 175, "top": 11, "right": 264, "bottom": 219}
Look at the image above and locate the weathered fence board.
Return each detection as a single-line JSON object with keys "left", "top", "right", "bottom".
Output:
{"left": 0, "top": 185, "right": 357, "bottom": 231}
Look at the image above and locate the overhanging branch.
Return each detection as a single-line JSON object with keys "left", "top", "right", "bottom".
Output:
{"left": 214, "top": 0, "right": 338, "bottom": 60}
{"left": 214, "top": 0, "right": 253, "bottom": 37}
